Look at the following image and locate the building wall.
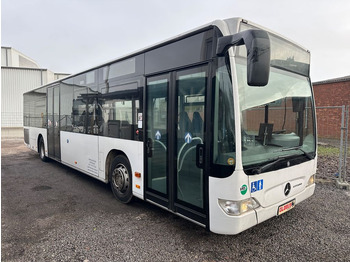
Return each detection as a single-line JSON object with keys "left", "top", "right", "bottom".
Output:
{"left": 1, "top": 68, "right": 44, "bottom": 127}
{"left": 1, "top": 47, "right": 40, "bottom": 68}
{"left": 1, "top": 47, "right": 70, "bottom": 137}
{"left": 313, "top": 77, "right": 350, "bottom": 139}
{"left": 1, "top": 68, "right": 70, "bottom": 128}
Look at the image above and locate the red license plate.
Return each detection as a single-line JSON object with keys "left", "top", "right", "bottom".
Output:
{"left": 278, "top": 199, "right": 295, "bottom": 215}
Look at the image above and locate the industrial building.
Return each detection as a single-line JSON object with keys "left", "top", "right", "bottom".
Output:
{"left": 1, "top": 46, "right": 69, "bottom": 137}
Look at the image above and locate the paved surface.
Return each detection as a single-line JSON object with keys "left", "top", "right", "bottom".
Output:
{"left": 1, "top": 139, "right": 350, "bottom": 261}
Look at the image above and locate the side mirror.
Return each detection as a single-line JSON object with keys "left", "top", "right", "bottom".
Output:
{"left": 216, "top": 29, "right": 271, "bottom": 86}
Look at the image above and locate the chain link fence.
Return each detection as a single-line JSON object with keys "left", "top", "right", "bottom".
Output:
{"left": 1, "top": 112, "right": 23, "bottom": 128}
{"left": 316, "top": 105, "right": 349, "bottom": 188}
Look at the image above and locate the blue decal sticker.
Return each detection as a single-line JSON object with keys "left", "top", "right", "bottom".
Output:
{"left": 184, "top": 132, "right": 192, "bottom": 144}
{"left": 155, "top": 130, "right": 161, "bottom": 140}
{"left": 251, "top": 179, "right": 263, "bottom": 193}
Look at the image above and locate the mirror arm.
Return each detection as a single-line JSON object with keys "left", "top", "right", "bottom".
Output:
{"left": 216, "top": 35, "right": 245, "bottom": 56}
{"left": 216, "top": 29, "right": 269, "bottom": 57}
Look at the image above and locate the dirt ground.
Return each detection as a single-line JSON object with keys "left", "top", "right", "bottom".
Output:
{"left": 1, "top": 139, "right": 350, "bottom": 262}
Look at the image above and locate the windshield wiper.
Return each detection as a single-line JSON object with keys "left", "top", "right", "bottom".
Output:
{"left": 253, "top": 156, "right": 286, "bottom": 174}
{"left": 282, "top": 146, "right": 314, "bottom": 160}
{"left": 252, "top": 147, "right": 314, "bottom": 175}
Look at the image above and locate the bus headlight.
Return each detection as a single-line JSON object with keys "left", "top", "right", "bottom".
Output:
{"left": 218, "top": 198, "right": 260, "bottom": 216}
{"left": 307, "top": 175, "right": 315, "bottom": 186}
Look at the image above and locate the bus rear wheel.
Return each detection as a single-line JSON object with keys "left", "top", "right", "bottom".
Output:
{"left": 109, "top": 155, "right": 133, "bottom": 204}
{"left": 39, "top": 138, "right": 48, "bottom": 162}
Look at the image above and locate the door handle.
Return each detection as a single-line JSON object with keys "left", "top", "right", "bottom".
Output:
{"left": 196, "top": 144, "right": 205, "bottom": 169}
{"left": 146, "top": 138, "right": 153, "bottom": 157}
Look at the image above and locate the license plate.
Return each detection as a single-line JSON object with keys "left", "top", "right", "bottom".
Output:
{"left": 278, "top": 199, "right": 296, "bottom": 215}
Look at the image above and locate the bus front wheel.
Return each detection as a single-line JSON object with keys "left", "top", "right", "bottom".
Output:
{"left": 109, "top": 155, "right": 133, "bottom": 204}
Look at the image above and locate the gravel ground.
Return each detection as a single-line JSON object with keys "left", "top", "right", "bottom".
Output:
{"left": 317, "top": 137, "right": 350, "bottom": 183}
{"left": 317, "top": 155, "right": 350, "bottom": 183}
{"left": 1, "top": 139, "right": 350, "bottom": 262}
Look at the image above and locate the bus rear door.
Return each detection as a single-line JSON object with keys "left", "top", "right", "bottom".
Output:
{"left": 47, "top": 84, "right": 61, "bottom": 160}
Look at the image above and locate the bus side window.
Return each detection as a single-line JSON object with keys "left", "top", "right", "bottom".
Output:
{"left": 72, "top": 86, "right": 88, "bottom": 133}
{"left": 101, "top": 98, "right": 133, "bottom": 139}
{"left": 86, "top": 96, "right": 100, "bottom": 135}
{"left": 100, "top": 82, "right": 142, "bottom": 141}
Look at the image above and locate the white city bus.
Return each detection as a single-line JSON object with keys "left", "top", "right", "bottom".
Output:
{"left": 23, "top": 18, "right": 316, "bottom": 235}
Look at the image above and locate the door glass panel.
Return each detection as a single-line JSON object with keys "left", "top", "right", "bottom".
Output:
{"left": 146, "top": 76, "right": 169, "bottom": 194}
{"left": 53, "top": 86, "right": 60, "bottom": 159}
{"left": 47, "top": 88, "right": 54, "bottom": 157}
{"left": 176, "top": 69, "right": 206, "bottom": 208}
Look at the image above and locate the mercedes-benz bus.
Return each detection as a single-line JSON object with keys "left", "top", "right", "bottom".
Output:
{"left": 23, "top": 17, "right": 316, "bottom": 234}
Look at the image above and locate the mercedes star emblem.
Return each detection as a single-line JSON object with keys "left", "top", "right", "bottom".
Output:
{"left": 284, "top": 183, "right": 291, "bottom": 196}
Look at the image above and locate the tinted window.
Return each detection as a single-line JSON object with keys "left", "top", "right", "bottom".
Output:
{"left": 145, "top": 29, "right": 213, "bottom": 74}
{"left": 86, "top": 89, "right": 100, "bottom": 135}
{"left": 23, "top": 87, "right": 47, "bottom": 128}
{"left": 72, "top": 86, "right": 88, "bottom": 133}
{"left": 27, "top": 59, "right": 144, "bottom": 141}
{"left": 60, "top": 83, "right": 74, "bottom": 132}
{"left": 108, "top": 54, "right": 144, "bottom": 82}
{"left": 99, "top": 83, "right": 142, "bottom": 140}
{"left": 109, "top": 58, "right": 136, "bottom": 79}
{"left": 73, "top": 71, "right": 99, "bottom": 92}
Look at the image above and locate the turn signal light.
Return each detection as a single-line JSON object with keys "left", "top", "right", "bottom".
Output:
{"left": 307, "top": 175, "right": 315, "bottom": 186}
{"left": 135, "top": 172, "right": 141, "bottom": 178}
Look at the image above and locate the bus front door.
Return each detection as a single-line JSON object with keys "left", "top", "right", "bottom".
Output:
{"left": 145, "top": 66, "right": 208, "bottom": 225}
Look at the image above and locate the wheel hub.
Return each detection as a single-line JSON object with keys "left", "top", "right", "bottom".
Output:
{"left": 112, "top": 164, "right": 129, "bottom": 193}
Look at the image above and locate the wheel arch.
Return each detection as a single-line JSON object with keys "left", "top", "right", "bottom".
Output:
{"left": 37, "top": 134, "right": 44, "bottom": 153}
{"left": 105, "top": 149, "right": 129, "bottom": 182}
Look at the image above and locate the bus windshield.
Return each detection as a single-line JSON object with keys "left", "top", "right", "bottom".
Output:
{"left": 235, "top": 31, "right": 316, "bottom": 173}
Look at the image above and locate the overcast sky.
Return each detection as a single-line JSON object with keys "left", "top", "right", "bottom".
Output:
{"left": 2, "top": 0, "right": 350, "bottom": 81}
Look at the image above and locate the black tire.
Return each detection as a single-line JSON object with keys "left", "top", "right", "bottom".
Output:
{"left": 39, "top": 137, "right": 48, "bottom": 162}
{"left": 109, "top": 155, "right": 133, "bottom": 203}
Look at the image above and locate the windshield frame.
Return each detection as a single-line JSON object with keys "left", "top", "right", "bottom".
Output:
{"left": 211, "top": 55, "right": 237, "bottom": 178}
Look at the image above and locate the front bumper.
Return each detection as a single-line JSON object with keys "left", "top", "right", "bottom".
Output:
{"left": 209, "top": 183, "right": 315, "bottom": 235}
{"left": 255, "top": 183, "right": 315, "bottom": 224}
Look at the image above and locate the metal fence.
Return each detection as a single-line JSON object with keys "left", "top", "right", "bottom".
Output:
{"left": 337, "top": 105, "right": 349, "bottom": 189}
{"left": 316, "top": 106, "right": 344, "bottom": 141}
{"left": 316, "top": 105, "right": 349, "bottom": 189}
{"left": 1, "top": 112, "right": 23, "bottom": 127}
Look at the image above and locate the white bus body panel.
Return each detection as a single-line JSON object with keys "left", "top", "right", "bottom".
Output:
{"left": 24, "top": 126, "right": 47, "bottom": 156}
{"left": 60, "top": 131, "right": 100, "bottom": 178}
{"left": 60, "top": 132, "right": 144, "bottom": 199}
{"left": 209, "top": 159, "right": 316, "bottom": 235}
{"left": 98, "top": 136, "right": 144, "bottom": 200}
{"left": 209, "top": 169, "right": 257, "bottom": 234}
